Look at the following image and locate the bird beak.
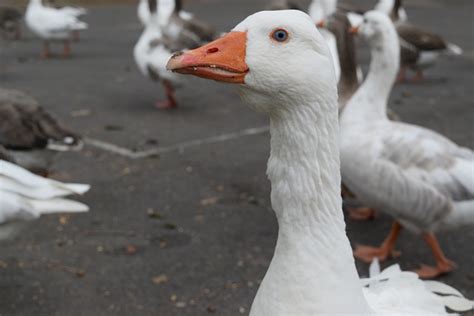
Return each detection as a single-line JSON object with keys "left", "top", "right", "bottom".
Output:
{"left": 316, "top": 20, "right": 325, "bottom": 28}
{"left": 166, "top": 32, "right": 249, "bottom": 84}
{"left": 349, "top": 26, "right": 359, "bottom": 35}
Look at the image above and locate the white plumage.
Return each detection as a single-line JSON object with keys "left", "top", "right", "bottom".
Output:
{"left": 0, "top": 159, "right": 90, "bottom": 241}
{"left": 166, "top": 10, "right": 473, "bottom": 315}
{"left": 341, "top": 11, "right": 473, "bottom": 277}
{"left": 26, "top": 0, "right": 87, "bottom": 41}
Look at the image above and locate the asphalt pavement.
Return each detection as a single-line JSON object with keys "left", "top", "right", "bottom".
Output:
{"left": 0, "top": 0, "right": 473, "bottom": 315}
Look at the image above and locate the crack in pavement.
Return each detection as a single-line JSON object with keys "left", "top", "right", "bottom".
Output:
{"left": 85, "top": 125, "right": 270, "bottom": 159}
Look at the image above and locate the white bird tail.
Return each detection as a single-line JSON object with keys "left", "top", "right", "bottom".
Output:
{"left": 447, "top": 43, "right": 463, "bottom": 55}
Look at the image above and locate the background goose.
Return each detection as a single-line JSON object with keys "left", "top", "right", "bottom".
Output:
{"left": 267, "top": 0, "right": 305, "bottom": 10}
{"left": 387, "top": 0, "right": 463, "bottom": 81}
{"left": 308, "top": 0, "right": 341, "bottom": 82}
{"left": 25, "top": 0, "right": 88, "bottom": 58}
{"left": 139, "top": 0, "right": 193, "bottom": 27}
{"left": 375, "top": 0, "right": 407, "bottom": 22}
{"left": 0, "top": 88, "right": 81, "bottom": 174}
{"left": 167, "top": 10, "right": 473, "bottom": 315}
{"left": 134, "top": 0, "right": 180, "bottom": 109}
{"left": 161, "top": 0, "right": 215, "bottom": 50}
{"left": 0, "top": 6, "right": 22, "bottom": 40}
{"left": 319, "top": 12, "right": 360, "bottom": 110}
{"left": 0, "top": 159, "right": 90, "bottom": 241}
{"left": 340, "top": 12, "right": 474, "bottom": 279}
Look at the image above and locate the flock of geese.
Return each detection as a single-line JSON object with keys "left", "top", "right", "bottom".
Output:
{"left": 1, "top": 0, "right": 473, "bottom": 314}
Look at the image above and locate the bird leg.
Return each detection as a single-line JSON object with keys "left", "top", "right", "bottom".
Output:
{"left": 63, "top": 40, "right": 71, "bottom": 57}
{"left": 41, "top": 41, "right": 51, "bottom": 59}
{"left": 354, "top": 221, "right": 402, "bottom": 263}
{"left": 396, "top": 67, "right": 407, "bottom": 83}
{"left": 155, "top": 80, "right": 177, "bottom": 110}
{"left": 414, "top": 233, "right": 457, "bottom": 279}
{"left": 412, "top": 70, "right": 424, "bottom": 82}
{"left": 72, "top": 30, "right": 80, "bottom": 42}
{"left": 347, "top": 207, "right": 377, "bottom": 221}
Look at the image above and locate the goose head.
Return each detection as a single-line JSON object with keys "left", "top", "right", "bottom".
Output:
{"left": 353, "top": 11, "right": 396, "bottom": 47}
{"left": 167, "top": 10, "right": 336, "bottom": 114}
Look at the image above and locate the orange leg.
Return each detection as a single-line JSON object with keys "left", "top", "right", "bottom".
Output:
{"left": 354, "top": 222, "right": 402, "bottom": 263}
{"left": 63, "top": 40, "right": 71, "bottom": 57}
{"left": 415, "top": 233, "right": 456, "bottom": 279}
{"left": 41, "top": 41, "right": 51, "bottom": 59}
{"left": 412, "top": 70, "right": 424, "bottom": 82}
{"left": 155, "top": 80, "right": 177, "bottom": 110}
{"left": 72, "top": 30, "right": 80, "bottom": 42}
{"left": 347, "top": 207, "right": 377, "bottom": 221}
{"left": 396, "top": 67, "right": 407, "bottom": 83}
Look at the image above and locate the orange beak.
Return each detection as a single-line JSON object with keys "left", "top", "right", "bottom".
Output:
{"left": 349, "top": 26, "right": 359, "bottom": 35}
{"left": 316, "top": 20, "right": 325, "bottom": 28}
{"left": 166, "top": 32, "right": 249, "bottom": 84}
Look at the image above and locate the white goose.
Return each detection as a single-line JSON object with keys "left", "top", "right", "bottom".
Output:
{"left": 134, "top": 0, "right": 180, "bottom": 109}
{"left": 167, "top": 9, "right": 473, "bottom": 315}
{"left": 25, "top": 0, "right": 88, "bottom": 58}
{"left": 0, "top": 159, "right": 90, "bottom": 241}
{"left": 309, "top": 0, "right": 341, "bottom": 82}
{"left": 340, "top": 11, "right": 474, "bottom": 278}
{"left": 138, "top": 0, "right": 192, "bottom": 26}
{"left": 375, "top": 0, "right": 407, "bottom": 21}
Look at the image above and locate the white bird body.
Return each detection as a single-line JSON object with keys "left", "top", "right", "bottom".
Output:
{"left": 134, "top": 2, "right": 178, "bottom": 84}
{"left": 375, "top": 0, "right": 408, "bottom": 21}
{"left": 309, "top": 0, "right": 341, "bottom": 82}
{"left": 25, "top": 0, "right": 88, "bottom": 41}
{"left": 340, "top": 12, "right": 474, "bottom": 234}
{"left": 0, "top": 159, "right": 90, "bottom": 241}
{"left": 57, "top": 6, "right": 87, "bottom": 18}
{"left": 167, "top": 10, "right": 473, "bottom": 315}
{"left": 138, "top": 0, "right": 192, "bottom": 26}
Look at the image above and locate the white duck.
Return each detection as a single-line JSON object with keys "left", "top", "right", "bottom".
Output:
{"left": 375, "top": 0, "right": 408, "bottom": 21}
{"left": 160, "top": 0, "right": 215, "bottom": 50}
{"left": 138, "top": 0, "right": 192, "bottom": 26}
{"left": 25, "top": 0, "right": 88, "bottom": 58}
{"left": 0, "top": 159, "right": 90, "bottom": 241}
{"left": 340, "top": 11, "right": 474, "bottom": 278}
{"left": 167, "top": 9, "right": 473, "bottom": 315}
{"left": 134, "top": 0, "right": 180, "bottom": 109}
{"left": 309, "top": 0, "right": 341, "bottom": 82}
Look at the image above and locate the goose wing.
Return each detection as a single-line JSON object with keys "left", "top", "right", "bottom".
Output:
{"left": 361, "top": 262, "right": 474, "bottom": 314}
{"left": 396, "top": 23, "right": 447, "bottom": 51}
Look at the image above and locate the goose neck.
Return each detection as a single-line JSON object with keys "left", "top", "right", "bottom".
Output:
{"left": 250, "top": 98, "right": 371, "bottom": 314}
{"left": 341, "top": 34, "right": 399, "bottom": 123}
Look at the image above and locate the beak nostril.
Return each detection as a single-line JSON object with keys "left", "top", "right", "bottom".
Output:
{"left": 172, "top": 51, "right": 184, "bottom": 58}
{"left": 207, "top": 47, "right": 219, "bottom": 54}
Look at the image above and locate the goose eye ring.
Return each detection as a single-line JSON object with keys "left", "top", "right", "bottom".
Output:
{"left": 271, "top": 29, "right": 289, "bottom": 43}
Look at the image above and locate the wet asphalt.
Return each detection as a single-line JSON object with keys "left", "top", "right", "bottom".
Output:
{"left": 0, "top": 0, "right": 473, "bottom": 315}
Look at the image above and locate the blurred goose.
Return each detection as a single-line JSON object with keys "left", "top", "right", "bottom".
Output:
{"left": 308, "top": 0, "right": 341, "bottom": 82}
{"left": 167, "top": 10, "right": 473, "bottom": 314}
{"left": 0, "top": 159, "right": 89, "bottom": 241}
{"left": 341, "top": 12, "right": 473, "bottom": 278}
{"left": 134, "top": 0, "right": 180, "bottom": 109}
{"left": 25, "top": 0, "right": 88, "bottom": 58}
{"left": 388, "top": 0, "right": 462, "bottom": 81}
{"left": 267, "top": 0, "right": 305, "bottom": 10}
{"left": 0, "top": 6, "right": 23, "bottom": 40}
{"left": 0, "top": 88, "right": 82, "bottom": 174}
{"left": 139, "top": 0, "right": 192, "bottom": 26}
{"left": 319, "top": 12, "right": 359, "bottom": 110}
{"left": 161, "top": 0, "right": 215, "bottom": 50}
{"left": 375, "top": 0, "right": 407, "bottom": 21}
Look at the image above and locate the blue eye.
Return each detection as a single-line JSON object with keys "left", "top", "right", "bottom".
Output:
{"left": 272, "top": 29, "right": 289, "bottom": 42}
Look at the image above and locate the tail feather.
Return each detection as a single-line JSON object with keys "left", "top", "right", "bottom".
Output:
{"left": 71, "top": 21, "right": 88, "bottom": 31}
{"left": 439, "top": 200, "right": 474, "bottom": 230}
{"left": 447, "top": 43, "right": 463, "bottom": 55}
{"left": 28, "top": 198, "right": 89, "bottom": 215}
